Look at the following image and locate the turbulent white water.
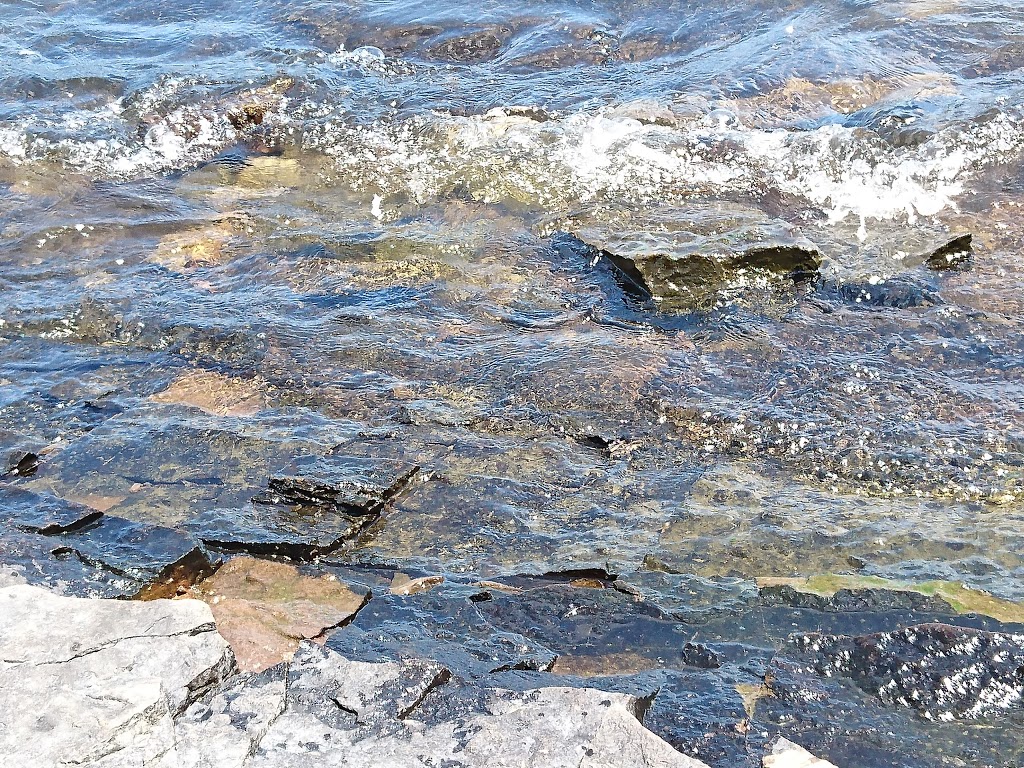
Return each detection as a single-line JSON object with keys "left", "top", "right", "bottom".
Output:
{"left": 4, "top": 91, "right": 1022, "bottom": 237}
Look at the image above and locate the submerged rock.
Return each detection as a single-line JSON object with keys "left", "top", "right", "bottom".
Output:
{"left": 151, "top": 370, "right": 267, "bottom": 417}
{"left": 0, "top": 584, "right": 235, "bottom": 766}
{"left": 560, "top": 208, "right": 821, "bottom": 312}
{"left": 789, "top": 623, "right": 1024, "bottom": 720}
{"left": 264, "top": 453, "right": 419, "bottom": 513}
{"left": 189, "top": 453, "right": 419, "bottom": 559}
{"left": 925, "top": 233, "right": 973, "bottom": 271}
{"left": 0, "top": 486, "right": 216, "bottom": 598}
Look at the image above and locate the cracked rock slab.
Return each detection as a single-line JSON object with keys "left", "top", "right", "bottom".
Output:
{"left": 247, "top": 642, "right": 709, "bottom": 768}
{"left": 0, "top": 584, "right": 235, "bottom": 766}
{"left": 196, "top": 556, "right": 370, "bottom": 673}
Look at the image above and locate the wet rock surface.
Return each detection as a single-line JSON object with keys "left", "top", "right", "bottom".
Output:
{"left": 788, "top": 623, "right": 1024, "bottom": 721}
{"left": 561, "top": 209, "right": 822, "bottom": 313}
{"left": 2, "top": 39, "right": 1024, "bottom": 768}
{"left": 0, "top": 485, "right": 215, "bottom": 598}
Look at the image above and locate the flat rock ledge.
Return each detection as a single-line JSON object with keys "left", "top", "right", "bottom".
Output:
{"left": 0, "top": 584, "right": 707, "bottom": 768}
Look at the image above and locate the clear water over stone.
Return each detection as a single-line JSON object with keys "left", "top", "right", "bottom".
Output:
{"left": 2, "top": 1, "right": 1024, "bottom": 766}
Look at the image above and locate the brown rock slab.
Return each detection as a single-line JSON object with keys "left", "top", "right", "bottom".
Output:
{"left": 389, "top": 573, "right": 444, "bottom": 595}
{"left": 152, "top": 370, "right": 267, "bottom": 417}
{"left": 197, "top": 556, "right": 370, "bottom": 673}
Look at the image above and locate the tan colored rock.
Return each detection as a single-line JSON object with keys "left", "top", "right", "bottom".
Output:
{"left": 551, "top": 651, "right": 660, "bottom": 677}
{"left": 236, "top": 156, "right": 304, "bottom": 189}
{"left": 764, "top": 738, "right": 839, "bottom": 768}
{"left": 152, "top": 370, "right": 266, "bottom": 417}
{"left": 196, "top": 557, "right": 369, "bottom": 673}
{"left": 151, "top": 224, "right": 236, "bottom": 271}
{"left": 389, "top": 573, "right": 445, "bottom": 595}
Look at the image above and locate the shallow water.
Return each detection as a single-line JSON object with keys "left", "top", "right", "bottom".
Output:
{"left": 2, "top": 1, "right": 1024, "bottom": 766}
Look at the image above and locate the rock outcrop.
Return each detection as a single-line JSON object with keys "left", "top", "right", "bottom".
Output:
{"left": 0, "top": 583, "right": 712, "bottom": 768}
{"left": 0, "top": 584, "right": 235, "bottom": 766}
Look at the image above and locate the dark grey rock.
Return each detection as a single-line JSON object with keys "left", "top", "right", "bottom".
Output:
{"left": 0, "top": 486, "right": 215, "bottom": 598}
{"left": 789, "top": 622, "right": 1024, "bottom": 720}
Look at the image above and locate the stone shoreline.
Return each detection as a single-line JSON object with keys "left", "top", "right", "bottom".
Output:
{"left": 0, "top": 579, "right": 835, "bottom": 768}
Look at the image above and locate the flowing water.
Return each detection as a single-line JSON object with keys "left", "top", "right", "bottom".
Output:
{"left": 3, "top": 1, "right": 1024, "bottom": 765}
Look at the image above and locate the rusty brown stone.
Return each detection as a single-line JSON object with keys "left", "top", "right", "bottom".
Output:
{"left": 195, "top": 556, "right": 369, "bottom": 673}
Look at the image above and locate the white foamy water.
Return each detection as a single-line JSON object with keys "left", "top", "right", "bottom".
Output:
{"left": 2, "top": 92, "right": 1022, "bottom": 234}
{"left": 310, "top": 105, "right": 1024, "bottom": 230}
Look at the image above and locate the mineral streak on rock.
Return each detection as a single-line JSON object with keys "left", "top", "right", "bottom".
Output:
{"left": 195, "top": 556, "right": 371, "bottom": 673}
{"left": 790, "top": 623, "right": 1024, "bottom": 720}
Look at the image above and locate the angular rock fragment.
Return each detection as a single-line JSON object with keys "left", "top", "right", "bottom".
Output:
{"left": 189, "top": 503, "right": 369, "bottom": 559}
{"left": 564, "top": 212, "right": 821, "bottom": 312}
{"left": 4, "top": 449, "right": 39, "bottom": 478}
{"left": 789, "top": 623, "right": 1024, "bottom": 720}
{"left": 192, "top": 453, "right": 418, "bottom": 559}
{"left": 681, "top": 642, "right": 722, "bottom": 670}
{"left": 763, "top": 738, "right": 838, "bottom": 768}
{"left": 0, "top": 486, "right": 215, "bottom": 598}
{"left": 264, "top": 454, "right": 419, "bottom": 513}
{"left": 925, "top": 233, "right": 972, "bottom": 270}
{"left": 0, "top": 585, "right": 235, "bottom": 766}
{"left": 196, "top": 556, "right": 370, "bottom": 673}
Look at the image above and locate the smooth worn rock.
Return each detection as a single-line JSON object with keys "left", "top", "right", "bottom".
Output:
{"left": 197, "top": 556, "right": 370, "bottom": 673}
{"left": 0, "top": 584, "right": 235, "bottom": 766}
{"left": 151, "top": 370, "right": 267, "bottom": 417}
{"left": 763, "top": 739, "right": 838, "bottom": 768}
{"left": 789, "top": 622, "right": 1024, "bottom": 720}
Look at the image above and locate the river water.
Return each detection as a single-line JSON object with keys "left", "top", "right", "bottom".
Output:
{"left": 2, "top": 1, "right": 1024, "bottom": 766}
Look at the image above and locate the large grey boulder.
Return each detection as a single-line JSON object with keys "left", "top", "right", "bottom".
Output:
{"left": 0, "top": 584, "right": 235, "bottom": 766}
